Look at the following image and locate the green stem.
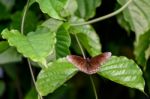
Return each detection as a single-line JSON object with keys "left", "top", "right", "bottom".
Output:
{"left": 90, "top": 76, "right": 98, "bottom": 99}
{"left": 75, "top": 34, "right": 86, "bottom": 59}
{"left": 71, "top": 0, "right": 133, "bottom": 26}
{"left": 27, "top": 59, "right": 43, "bottom": 99}
{"left": 21, "top": 0, "right": 43, "bottom": 99}
{"left": 21, "top": 0, "right": 29, "bottom": 34}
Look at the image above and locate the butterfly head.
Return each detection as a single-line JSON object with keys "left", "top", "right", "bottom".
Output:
{"left": 86, "top": 58, "right": 90, "bottom": 62}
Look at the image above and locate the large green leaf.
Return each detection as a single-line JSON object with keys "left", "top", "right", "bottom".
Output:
{"left": 98, "top": 56, "right": 145, "bottom": 92}
{"left": 1, "top": 28, "right": 56, "bottom": 66}
{"left": 55, "top": 25, "right": 71, "bottom": 58}
{"left": 36, "top": 58, "right": 78, "bottom": 96}
{"left": 36, "top": 0, "right": 77, "bottom": 20}
{"left": 75, "top": 0, "right": 101, "bottom": 20}
{"left": 134, "top": 30, "right": 150, "bottom": 66}
{"left": 0, "top": 47, "right": 22, "bottom": 64}
{"left": 117, "top": 0, "right": 150, "bottom": 42}
{"left": 69, "top": 17, "right": 101, "bottom": 56}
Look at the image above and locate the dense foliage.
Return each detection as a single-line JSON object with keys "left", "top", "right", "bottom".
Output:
{"left": 0, "top": 0, "right": 149, "bottom": 99}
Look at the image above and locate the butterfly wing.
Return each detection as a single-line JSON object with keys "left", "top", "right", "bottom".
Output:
{"left": 67, "top": 55, "right": 88, "bottom": 73}
{"left": 67, "top": 52, "right": 111, "bottom": 75}
{"left": 87, "top": 52, "right": 112, "bottom": 74}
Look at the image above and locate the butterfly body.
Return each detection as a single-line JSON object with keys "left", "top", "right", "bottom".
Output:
{"left": 67, "top": 52, "right": 111, "bottom": 75}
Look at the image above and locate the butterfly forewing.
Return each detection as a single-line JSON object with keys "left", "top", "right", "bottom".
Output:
{"left": 87, "top": 52, "right": 112, "bottom": 74}
{"left": 67, "top": 55, "right": 88, "bottom": 73}
{"left": 90, "top": 52, "right": 112, "bottom": 66}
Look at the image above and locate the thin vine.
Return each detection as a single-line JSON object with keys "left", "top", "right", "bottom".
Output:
{"left": 90, "top": 76, "right": 98, "bottom": 99}
{"left": 71, "top": 0, "right": 133, "bottom": 26}
{"left": 74, "top": 34, "right": 86, "bottom": 59}
{"left": 21, "top": 0, "right": 43, "bottom": 99}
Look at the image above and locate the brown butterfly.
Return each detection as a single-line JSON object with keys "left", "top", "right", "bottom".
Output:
{"left": 67, "top": 52, "right": 111, "bottom": 75}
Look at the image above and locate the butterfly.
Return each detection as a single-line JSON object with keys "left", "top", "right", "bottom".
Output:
{"left": 67, "top": 52, "right": 111, "bottom": 75}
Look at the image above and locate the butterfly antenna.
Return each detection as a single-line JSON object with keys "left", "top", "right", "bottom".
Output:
{"left": 75, "top": 34, "right": 86, "bottom": 59}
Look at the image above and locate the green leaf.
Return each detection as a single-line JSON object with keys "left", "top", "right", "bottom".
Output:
{"left": 69, "top": 17, "right": 101, "bottom": 56}
{"left": 0, "top": 47, "right": 22, "bottom": 64}
{"left": 0, "top": 41, "right": 9, "bottom": 53}
{"left": 134, "top": 30, "right": 150, "bottom": 66}
{"left": 36, "top": 0, "right": 77, "bottom": 20}
{"left": 60, "top": 0, "right": 77, "bottom": 17}
{"left": 117, "top": 0, "right": 150, "bottom": 42}
{"left": 98, "top": 56, "right": 145, "bottom": 92}
{"left": 75, "top": 0, "right": 101, "bottom": 20}
{"left": 117, "top": 13, "right": 131, "bottom": 34}
{"left": 55, "top": 25, "right": 71, "bottom": 58}
{"left": 0, "top": 80, "right": 5, "bottom": 96}
{"left": 1, "top": 28, "right": 56, "bottom": 66}
{"left": 41, "top": 18, "right": 63, "bottom": 32}
{"left": 36, "top": 58, "right": 78, "bottom": 96}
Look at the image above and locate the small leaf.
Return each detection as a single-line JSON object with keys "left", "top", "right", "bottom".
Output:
{"left": 75, "top": 0, "right": 101, "bottom": 20}
{"left": 36, "top": 58, "right": 78, "bottom": 96}
{"left": 134, "top": 30, "right": 150, "bottom": 66}
{"left": 69, "top": 16, "right": 101, "bottom": 56}
{"left": 0, "top": 47, "right": 21, "bottom": 64}
{"left": 2, "top": 28, "right": 56, "bottom": 66}
{"left": 55, "top": 25, "right": 71, "bottom": 58}
{"left": 98, "top": 56, "right": 145, "bottom": 92}
{"left": 117, "top": 0, "right": 150, "bottom": 42}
